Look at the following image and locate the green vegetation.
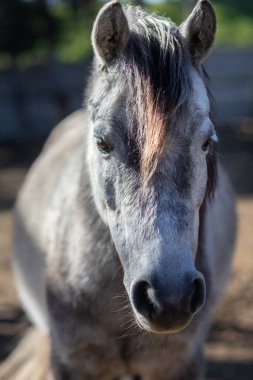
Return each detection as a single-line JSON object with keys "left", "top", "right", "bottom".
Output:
{"left": 147, "top": 2, "right": 253, "bottom": 47}
{"left": 215, "top": 3, "right": 253, "bottom": 46}
{"left": 0, "top": 1, "right": 252, "bottom": 68}
{"left": 50, "top": 4, "right": 94, "bottom": 63}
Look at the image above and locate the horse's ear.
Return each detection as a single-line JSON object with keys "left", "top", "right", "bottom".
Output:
{"left": 92, "top": 0, "right": 130, "bottom": 65}
{"left": 180, "top": 0, "right": 216, "bottom": 66}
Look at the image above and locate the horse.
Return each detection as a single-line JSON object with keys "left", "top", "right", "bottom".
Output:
{"left": 12, "top": 1, "right": 236, "bottom": 379}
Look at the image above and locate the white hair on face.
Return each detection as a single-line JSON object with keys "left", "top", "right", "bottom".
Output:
{"left": 191, "top": 69, "right": 210, "bottom": 115}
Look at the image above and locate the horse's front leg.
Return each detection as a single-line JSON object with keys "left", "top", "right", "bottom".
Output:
{"left": 146, "top": 348, "right": 205, "bottom": 380}
{"left": 173, "top": 348, "right": 205, "bottom": 380}
{"left": 49, "top": 355, "right": 71, "bottom": 380}
{"left": 49, "top": 352, "right": 112, "bottom": 380}
{"left": 48, "top": 344, "right": 126, "bottom": 380}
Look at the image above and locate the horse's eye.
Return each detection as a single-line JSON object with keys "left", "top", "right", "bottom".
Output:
{"left": 96, "top": 138, "right": 112, "bottom": 154}
{"left": 202, "top": 137, "right": 213, "bottom": 152}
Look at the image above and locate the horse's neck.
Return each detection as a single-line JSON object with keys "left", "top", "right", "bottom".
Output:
{"left": 59, "top": 164, "right": 123, "bottom": 299}
{"left": 195, "top": 201, "right": 212, "bottom": 300}
{"left": 46, "top": 151, "right": 126, "bottom": 340}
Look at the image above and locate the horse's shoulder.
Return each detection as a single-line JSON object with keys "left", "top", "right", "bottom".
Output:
{"left": 43, "top": 109, "right": 87, "bottom": 153}
{"left": 14, "top": 109, "right": 88, "bottom": 251}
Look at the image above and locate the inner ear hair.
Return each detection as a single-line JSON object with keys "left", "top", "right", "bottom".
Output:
{"left": 92, "top": 0, "right": 130, "bottom": 65}
{"left": 180, "top": 0, "right": 217, "bottom": 66}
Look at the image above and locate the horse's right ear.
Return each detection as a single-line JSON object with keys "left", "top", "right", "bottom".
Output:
{"left": 92, "top": 0, "right": 130, "bottom": 65}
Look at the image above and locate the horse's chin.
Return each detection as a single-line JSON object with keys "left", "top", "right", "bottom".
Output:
{"left": 134, "top": 313, "right": 193, "bottom": 334}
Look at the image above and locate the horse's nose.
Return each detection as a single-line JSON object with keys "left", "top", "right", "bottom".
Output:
{"left": 131, "top": 272, "right": 206, "bottom": 331}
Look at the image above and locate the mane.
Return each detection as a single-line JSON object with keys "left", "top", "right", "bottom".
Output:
{"left": 119, "top": 6, "right": 192, "bottom": 183}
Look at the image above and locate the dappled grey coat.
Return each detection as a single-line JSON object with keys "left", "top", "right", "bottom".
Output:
{"left": 13, "top": 1, "right": 236, "bottom": 379}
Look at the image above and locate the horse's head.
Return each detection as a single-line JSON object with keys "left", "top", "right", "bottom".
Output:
{"left": 87, "top": 0, "right": 217, "bottom": 333}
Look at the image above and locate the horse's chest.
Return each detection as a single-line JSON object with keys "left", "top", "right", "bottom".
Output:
{"left": 119, "top": 335, "right": 187, "bottom": 379}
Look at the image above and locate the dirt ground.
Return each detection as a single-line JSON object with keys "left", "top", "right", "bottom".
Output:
{"left": 0, "top": 124, "right": 253, "bottom": 379}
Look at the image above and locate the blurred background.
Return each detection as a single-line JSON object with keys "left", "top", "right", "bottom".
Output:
{"left": 0, "top": 1, "right": 252, "bottom": 379}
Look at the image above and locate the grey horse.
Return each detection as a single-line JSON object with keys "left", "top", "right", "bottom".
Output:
{"left": 13, "top": 1, "right": 236, "bottom": 379}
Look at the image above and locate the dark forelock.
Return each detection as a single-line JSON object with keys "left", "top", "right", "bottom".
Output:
{"left": 116, "top": 6, "right": 192, "bottom": 183}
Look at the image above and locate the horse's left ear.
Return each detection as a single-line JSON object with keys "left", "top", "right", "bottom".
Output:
{"left": 92, "top": 0, "right": 130, "bottom": 65}
{"left": 180, "top": 0, "right": 216, "bottom": 65}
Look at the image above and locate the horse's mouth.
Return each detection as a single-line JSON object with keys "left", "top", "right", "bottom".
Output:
{"left": 134, "top": 312, "right": 193, "bottom": 334}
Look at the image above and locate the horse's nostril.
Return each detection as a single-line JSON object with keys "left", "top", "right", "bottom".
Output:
{"left": 190, "top": 277, "right": 206, "bottom": 314}
{"left": 132, "top": 280, "right": 159, "bottom": 320}
{"left": 131, "top": 274, "right": 206, "bottom": 330}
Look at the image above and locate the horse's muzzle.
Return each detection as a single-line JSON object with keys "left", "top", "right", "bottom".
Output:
{"left": 130, "top": 272, "right": 206, "bottom": 333}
